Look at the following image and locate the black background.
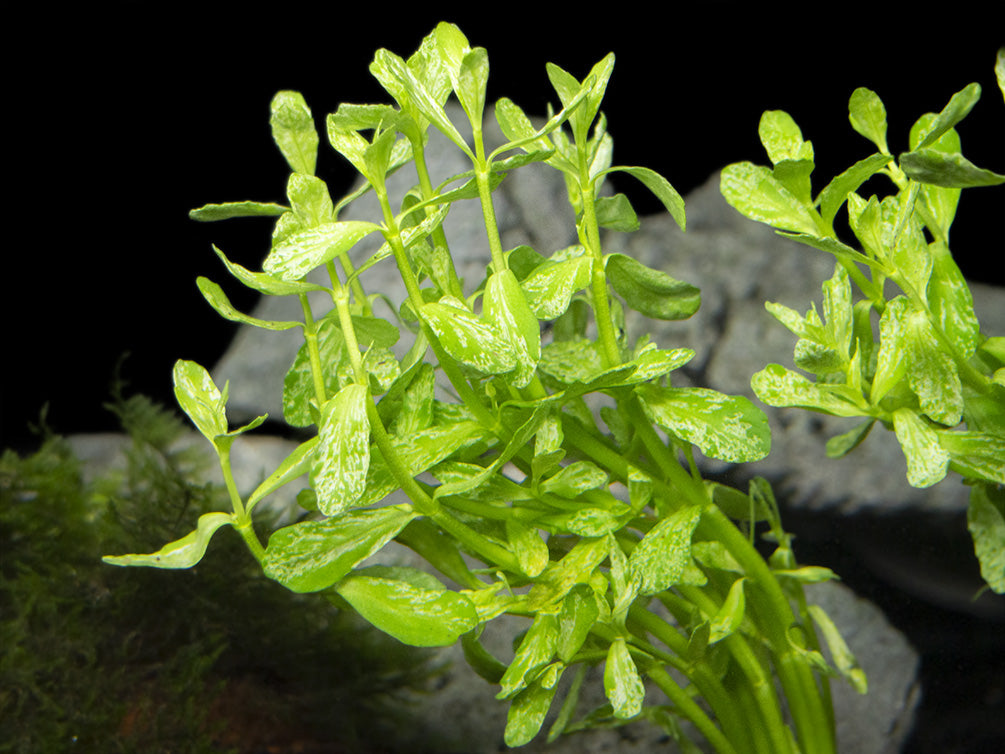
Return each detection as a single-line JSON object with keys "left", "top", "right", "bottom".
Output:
{"left": 3, "top": 3, "right": 1002, "bottom": 451}
{"left": 3, "top": 3, "right": 1004, "bottom": 751}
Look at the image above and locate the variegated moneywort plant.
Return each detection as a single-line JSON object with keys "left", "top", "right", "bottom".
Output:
{"left": 105, "top": 23, "right": 865, "bottom": 754}
{"left": 720, "top": 48, "right": 1005, "bottom": 596}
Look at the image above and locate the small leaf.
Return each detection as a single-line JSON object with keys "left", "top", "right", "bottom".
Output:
{"left": 751, "top": 363, "right": 865, "bottom": 418}
{"left": 848, "top": 88, "right": 889, "bottom": 153}
{"left": 420, "top": 297, "right": 517, "bottom": 376}
{"left": 498, "top": 613, "right": 559, "bottom": 699}
{"left": 103, "top": 512, "right": 233, "bottom": 569}
{"left": 247, "top": 436, "right": 319, "bottom": 513}
{"left": 263, "top": 507, "right": 415, "bottom": 593}
{"left": 556, "top": 584, "right": 600, "bottom": 663}
{"left": 484, "top": 269, "right": 541, "bottom": 388}
{"left": 709, "top": 577, "right": 746, "bottom": 643}
{"left": 197, "top": 277, "right": 302, "bottom": 330}
{"left": 826, "top": 420, "right": 875, "bottom": 459}
{"left": 606, "top": 253, "right": 700, "bottom": 321}
{"left": 507, "top": 520, "right": 549, "bottom": 578}
{"left": 312, "top": 384, "right": 371, "bottom": 516}
{"left": 602, "top": 166, "right": 685, "bottom": 231}
{"left": 211, "top": 245, "right": 325, "bottom": 296}
{"left": 637, "top": 384, "right": 771, "bottom": 463}
{"left": 817, "top": 153, "right": 894, "bottom": 226}
{"left": 808, "top": 605, "right": 867, "bottom": 694}
{"left": 264, "top": 220, "right": 380, "bottom": 281}
{"left": 595, "top": 193, "right": 640, "bottom": 232}
{"left": 629, "top": 505, "right": 702, "bottom": 595}
{"left": 913, "top": 82, "right": 981, "bottom": 150}
{"left": 892, "top": 408, "right": 950, "bottom": 488}
{"left": 270, "top": 90, "right": 319, "bottom": 175}
{"left": 720, "top": 161, "right": 820, "bottom": 235}
{"left": 172, "top": 359, "right": 228, "bottom": 443}
{"left": 336, "top": 566, "right": 478, "bottom": 647}
{"left": 519, "top": 252, "right": 590, "bottom": 320}
{"left": 189, "top": 201, "right": 288, "bottom": 222}
{"left": 967, "top": 483, "right": 1005, "bottom": 594}
{"left": 759, "top": 110, "right": 814, "bottom": 165}
{"left": 604, "top": 637, "right": 644, "bottom": 719}
{"left": 505, "top": 676, "right": 560, "bottom": 747}
{"left": 541, "top": 461, "right": 609, "bottom": 498}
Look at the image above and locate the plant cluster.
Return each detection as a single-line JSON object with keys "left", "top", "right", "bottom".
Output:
{"left": 103, "top": 24, "right": 1003, "bottom": 753}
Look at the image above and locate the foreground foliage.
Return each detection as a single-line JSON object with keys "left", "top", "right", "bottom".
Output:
{"left": 104, "top": 25, "right": 1004, "bottom": 753}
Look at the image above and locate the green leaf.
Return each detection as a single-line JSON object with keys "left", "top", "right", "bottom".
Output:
{"left": 210, "top": 245, "right": 325, "bottom": 296}
{"left": 505, "top": 676, "right": 560, "bottom": 747}
{"left": 336, "top": 566, "right": 478, "bottom": 647}
{"left": 637, "top": 384, "right": 771, "bottom": 463}
{"left": 541, "top": 461, "right": 609, "bottom": 498}
{"left": 197, "top": 277, "right": 302, "bottom": 331}
{"left": 826, "top": 420, "right": 875, "bottom": 459}
{"left": 595, "top": 193, "right": 640, "bottom": 232}
{"left": 900, "top": 149, "right": 1005, "bottom": 188}
{"left": 720, "top": 161, "right": 820, "bottom": 235}
{"left": 967, "top": 484, "right": 1005, "bottom": 593}
{"left": 808, "top": 605, "right": 867, "bottom": 694}
{"left": 287, "top": 172, "right": 335, "bottom": 228}
{"left": 751, "top": 363, "right": 865, "bottom": 418}
{"left": 604, "top": 637, "right": 644, "bottom": 719}
{"left": 103, "top": 512, "right": 234, "bottom": 569}
{"left": 759, "top": 110, "right": 814, "bottom": 165}
{"left": 419, "top": 296, "right": 517, "bottom": 376}
{"left": 264, "top": 220, "right": 381, "bottom": 281}
{"left": 246, "top": 437, "right": 318, "bottom": 514}
{"left": 872, "top": 296, "right": 912, "bottom": 403}
{"left": 283, "top": 316, "right": 348, "bottom": 428}
{"left": 913, "top": 82, "right": 981, "bottom": 150}
{"left": 506, "top": 520, "right": 549, "bottom": 578}
{"left": 817, "top": 153, "right": 894, "bottom": 226}
{"left": 484, "top": 269, "right": 541, "bottom": 388}
{"left": 518, "top": 251, "right": 591, "bottom": 320}
{"left": 556, "top": 584, "right": 600, "bottom": 663}
{"left": 606, "top": 253, "right": 700, "bottom": 321}
{"left": 939, "top": 431, "right": 1005, "bottom": 485}
{"left": 263, "top": 506, "right": 416, "bottom": 593}
{"left": 172, "top": 359, "right": 228, "bottom": 443}
{"left": 848, "top": 88, "right": 889, "bottom": 153}
{"left": 892, "top": 408, "right": 950, "bottom": 488}
{"left": 601, "top": 166, "right": 686, "bottom": 231}
{"left": 498, "top": 613, "right": 559, "bottom": 699}
{"left": 270, "top": 90, "right": 319, "bottom": 175}
{"left": 311, "top": 384, "right": 371, "bottom": 516}
{"left": 709, "top": 577, "right": 746, "bottom": 643}
{"left": 189, "top": 201, "right": 288, "bottom": 222}
{"left": 629, "top": 505, "right": 702, "bottom": 595}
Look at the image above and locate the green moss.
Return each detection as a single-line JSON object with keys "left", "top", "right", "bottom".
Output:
{"left": 1, "top": 395, "right": 438, "bottom": 753}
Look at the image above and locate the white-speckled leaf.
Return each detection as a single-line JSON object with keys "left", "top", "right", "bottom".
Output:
{"left": 420, "top": 297, "right": 517, "bottom": 375}
{"left": 629, "top": 505, "right": 702, "bottom": 595}
{"left": 892, "top": 408, "right": 949, "bottom": 488}
{"left": 264, "top": 220, "right": 380, "bottom": 281}
{"left": 485, "top": 269, "right": 541, "bottom": 387}
{"left": 312, "top": 384, "right": 371, "bottom": 516}
{"left": 637, "top": 384, "right": 771, "bottom": 463}
{"left": 103, "top": 512, "right": 234, "bottom": 569}
{"left": 752, "top": 363, "right": 865, "bottom": 418}
{"left": 720, "top": 161, "right": 820, "bottom": 235}
{"left": 172, "top": 359, "right": 228, "bottom": 444}
{"left": 604, "top": 637, "right": 644, "bottom": 719}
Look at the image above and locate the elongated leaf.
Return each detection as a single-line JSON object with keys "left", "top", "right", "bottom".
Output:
{"left": 808, "top": 605, "right": 867, "bottom": 693}
{"left": 336, "top": 566, "right": 478, "bottom": 647}
{"left": 967, "top": 484, "right": 1005, "bottom": 594}
{"left": 484, "top": 269, "right": 541, "bottom": 387}
{"left": 172, "top": 359, "right": 228, "bottom": 443}
{"left": 939, "top": 431, "right": 1005, "bottom": 485}
{"left": 103, "top": 512, "right": 233, "bottom": 569}
{"left": 211, "top": 245, "right": 325, "bottom": 296}
{"left": 263, "top": 506, "right": 416, "bottom": 593}
{"left": 637, "top": 384, "right": 771, "bottom": 462}
{"left": 606, "top": 254, "right": 700, "bottom": 321}
{"left": 817, "top": 153, "right": 894, "bottom": 225}
{"left": 247, "top": 436, "right": 319, "bottom": 512}
{"left": 197, "top": 277, "right": 302, "bottom": 330}
{"left": 270, "top": 90, "right": 318, "bottom": 175}
{"left": 498, "top": 612, "right": 560, "bottom": 700}
{"left": 720, "top": 161, "right": 820, "bottom": 235}
{"left": 312, "top": 384, "right": 371, "bottom": 516}
{"left": 602, "top": 166, "right": 686, "bottom": 231}
{"left": 900, "top": 149, "right": 1005, "bottom": 188}
{"left": 505, "top": 676, "right": 560, "bottom": 747}
{"left": 556, "top": 584, "right": 600, "bottom": 663}
{"left": 752, "top": 363, "right": 865, "bottom": 418}
{"left": 519, "top": 253, "right": 590, "bottom": 320}
{"left": 189, "top": 201, "right": 288, "bottom": 222}
{"left": 629, "top": 505, "right": 702, "bottom": 595}
{"left": 264, "top": 220, "right": 380, "bottom": 281}
{"left": 541, "top": 461, "right": 609, "bottom": 498}
{"left": 913, "top": 82, "right": 981, "bottom": 150}
{"left": 604, "top": 637, "right": 644, "bottom": 719}
{"left": 709, "top": 578, "right": 746, "bottom": 643}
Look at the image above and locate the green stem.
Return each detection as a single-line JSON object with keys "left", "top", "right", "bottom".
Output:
{"left": 646, "top": 665, "right": 740, "bottom": 754}
{"left": 298, "top": 294, "right": 328, "bottom": 407}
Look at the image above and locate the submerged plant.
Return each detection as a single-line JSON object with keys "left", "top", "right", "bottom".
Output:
{"left": 103, "top": 24, "right": 1003, "bottom": 753}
